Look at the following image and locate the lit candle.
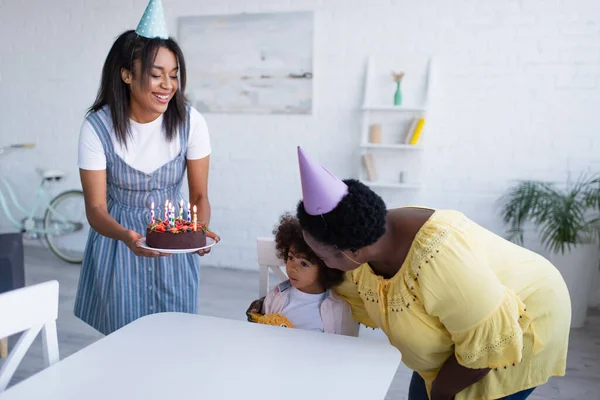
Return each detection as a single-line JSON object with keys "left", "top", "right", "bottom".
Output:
{"left": 179, "top": 199, "right": 184, "bottom": 220}
{"left": 164, "top": 200, "right": 169, "bottom": 222}
{"left": 150, "top": 201, "right": 155, "bottom": 224}
{"left": 187, "top": 202, "right": 191, "bottom": 222}
{"left": 193, "top": 205, "right": 197, "bottom": 231}
{"left": 170, "top": 204, "right": 176, "bottom": 228}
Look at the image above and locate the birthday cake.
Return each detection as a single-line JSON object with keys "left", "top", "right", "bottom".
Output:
{"left": 146, "top": 218, "right": 208, "bottom": 250}
{"left": 145, "top": 201, "right": 216, "bottom": 250}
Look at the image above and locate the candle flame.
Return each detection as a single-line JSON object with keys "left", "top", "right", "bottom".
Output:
{"left": 193, "top": 205, "right": 197, "bottom": 212}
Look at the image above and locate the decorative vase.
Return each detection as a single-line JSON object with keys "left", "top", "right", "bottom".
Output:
{"left": 393, "top": 82, "right": 402, "bottom": 106}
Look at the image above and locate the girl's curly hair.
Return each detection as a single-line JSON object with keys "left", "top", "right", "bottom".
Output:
{"left": 273, "top": 213, "right": 344, "bottom": 289}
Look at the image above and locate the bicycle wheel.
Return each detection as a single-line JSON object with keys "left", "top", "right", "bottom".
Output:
{"left": 44, "top": 190, "right": 89, "bottom": 264}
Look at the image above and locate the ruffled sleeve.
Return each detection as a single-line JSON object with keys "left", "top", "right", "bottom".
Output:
{"left": 418, "top": 225, "right": 529, "bottom": 369}
{"left": 333, "top": 270, "right": 378, "bottom": 329}
{"left": 451, "top": 287, "right": 527, "bottom": 369}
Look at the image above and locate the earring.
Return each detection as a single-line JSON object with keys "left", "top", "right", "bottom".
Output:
{"left": 340, "top": 250, "right": 362, "bottom": 265}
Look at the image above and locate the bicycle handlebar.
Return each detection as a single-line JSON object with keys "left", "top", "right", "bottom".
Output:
{"left": 0, "top": 143, "right": 36, "bottom": 156}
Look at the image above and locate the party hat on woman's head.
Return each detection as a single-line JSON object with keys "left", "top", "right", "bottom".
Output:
{"left": 135, "top": 0, "right": 169, "bottom": 39}
{"left": 297, "top": 146, "right": 348, "bottom": 216}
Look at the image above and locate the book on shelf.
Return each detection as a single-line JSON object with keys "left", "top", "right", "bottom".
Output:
{"left": 404, "top": 118, "right": 418, "bottom": 144}
{"left": 404, "top": 117, "right": 425, "bottom": 145}
{"left": 361, "top": 153, "right": 377, "bottom": 181}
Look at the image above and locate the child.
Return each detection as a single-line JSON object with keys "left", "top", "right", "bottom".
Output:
{"left": 257, "top": 213, "right": 358, "bottom": 336}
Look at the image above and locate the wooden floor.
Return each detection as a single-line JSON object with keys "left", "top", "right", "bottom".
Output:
{"left": 2, "top": 245, "right": 599, "bottom": 399}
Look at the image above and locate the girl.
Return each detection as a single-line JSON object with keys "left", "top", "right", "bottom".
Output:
{"left": 74, "top": 0, "right": 216, "bottom": 335}
{"left": 255, "top": 213, "right": 358, "bottom": 336}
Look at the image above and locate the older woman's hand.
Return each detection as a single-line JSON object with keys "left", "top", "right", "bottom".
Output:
{"left": 430, "top": 354, "right": 489, "bottom": 400}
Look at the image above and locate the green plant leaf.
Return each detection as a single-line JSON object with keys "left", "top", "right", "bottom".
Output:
{"left": 498, "top": 174, "right": 598, "bottom": 255}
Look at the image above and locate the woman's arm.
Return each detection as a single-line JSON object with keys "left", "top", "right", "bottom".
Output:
{"left": 430, "top": 354, "right": 490, "bottom": 400}
{"left": 187, "top": 156, "right": 215, "bottom": 255}
{"left": 79, "top": 169, "right": 163, "bottom": 257}
{"left": 187, "top": 155, "right": 210, "bottom": 225}
{"left": 418, "top": 231, "right": 527, "bottom": 399}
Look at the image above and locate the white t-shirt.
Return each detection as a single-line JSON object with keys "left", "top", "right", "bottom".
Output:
{"left": 78, "top": 107, "right": 211, "bottom": 174}
{"left": 281, "top": 287, "right": 327, "bottom": 332}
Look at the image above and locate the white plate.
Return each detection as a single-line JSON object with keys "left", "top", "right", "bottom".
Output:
{"left": 139, "top": 237, "right": 217, "bottom": 254}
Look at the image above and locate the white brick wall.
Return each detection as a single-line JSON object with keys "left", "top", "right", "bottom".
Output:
{"left": 1, "top": 0, "right": 599, "bottom": 295}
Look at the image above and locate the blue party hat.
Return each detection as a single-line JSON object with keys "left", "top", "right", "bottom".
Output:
{"left": 135, "top": 0, "right": 169, "bottom": 39}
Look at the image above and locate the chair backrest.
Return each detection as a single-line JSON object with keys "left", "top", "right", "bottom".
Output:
{"left": 0, "top": 280, "right": 60, "bottom": 392}
{"left": 257, "top": 236, "right": 283, "bottom": 268}
{"left": 256, "top": 237, "right": 288, "bottom": 298}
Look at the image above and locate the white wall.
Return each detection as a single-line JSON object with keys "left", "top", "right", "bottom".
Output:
{"left": 1, "top": 0, "right": 600, "bottom": 274}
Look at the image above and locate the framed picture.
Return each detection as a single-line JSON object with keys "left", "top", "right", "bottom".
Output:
{"left": 178, "top": 11, "right": 314, "bottom": 114}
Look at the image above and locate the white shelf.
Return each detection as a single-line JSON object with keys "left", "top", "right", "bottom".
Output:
{"left": 360, "top": 143, "right": 424, "bottom": 151}
{"left": 362, "top": 105, "right": 426, "bottom": 112}
{"left": 358, "top": 55, "right": 434, "bottom": 191}
{"left": 360, "top": 180, "right": 422, "bottom": 189}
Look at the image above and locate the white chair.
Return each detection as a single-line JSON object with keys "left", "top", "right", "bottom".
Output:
{"left": 256, "top": 237, "right": 288, "bottom": 298}
{"left": 0, "top": 280, "right": 60, "bottom": 392}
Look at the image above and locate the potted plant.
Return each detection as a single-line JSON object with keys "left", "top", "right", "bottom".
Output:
{"left": 497, "top": 174, "right": 600, "bottom": 328}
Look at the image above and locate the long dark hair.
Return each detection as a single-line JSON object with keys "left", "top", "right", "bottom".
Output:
{"left": 88, "top": 30, "right": 188, "bottom": 147}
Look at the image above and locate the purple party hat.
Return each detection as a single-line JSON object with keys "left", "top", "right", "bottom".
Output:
{"left": 297, "top": 146, "right": 348, "bottom": 215}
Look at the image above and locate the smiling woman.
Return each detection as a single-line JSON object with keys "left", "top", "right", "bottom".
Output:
{"left": 73, "top": 0, "right": 217, "bottom": 336}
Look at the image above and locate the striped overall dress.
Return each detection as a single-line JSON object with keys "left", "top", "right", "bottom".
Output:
{"left": 74, "top": 106, "right": 201, "bottom": 335}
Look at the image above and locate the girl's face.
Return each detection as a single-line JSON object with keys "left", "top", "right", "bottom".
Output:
{"left": 302, "top": 230, "right": 363, "bottom": 272}
{"left": 285, "top": 246, "right": 323, "bottom": 294}
{"left": 122, "top": 47, "right": 179, "bottom": 119}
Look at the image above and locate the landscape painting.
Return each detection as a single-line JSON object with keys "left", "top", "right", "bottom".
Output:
{"left": 178, "top": 11, "right": 314, "bottom": 114}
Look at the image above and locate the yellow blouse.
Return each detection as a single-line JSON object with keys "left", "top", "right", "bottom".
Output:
{"left": 334, "top": 208, "right": 571, "bottom": 400}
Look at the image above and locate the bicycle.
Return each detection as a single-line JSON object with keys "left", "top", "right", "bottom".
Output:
{"left": 0, "top": 143, "right": 89, "bottom": 263}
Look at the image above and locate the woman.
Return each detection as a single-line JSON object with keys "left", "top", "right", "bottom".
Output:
{"left": 74, "top": 1, "right": 215, "bottom": 335}
{"left": 250, "top": 147, "right": 571, "bottom": 400}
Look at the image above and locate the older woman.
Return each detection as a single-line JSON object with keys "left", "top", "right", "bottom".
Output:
{"left": 251, "top": 147, "right": 571, "bottom": 400}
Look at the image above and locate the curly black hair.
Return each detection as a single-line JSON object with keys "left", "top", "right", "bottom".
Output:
{"left": 273, "top": 213, "right": 344, "bottom": 289}
{"left": 296, "top": 179, "right": 387, "bottom": 251}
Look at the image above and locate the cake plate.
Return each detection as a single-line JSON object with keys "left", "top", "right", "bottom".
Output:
{"left": 139, "top": 237, "right": 217, "bottom": 254}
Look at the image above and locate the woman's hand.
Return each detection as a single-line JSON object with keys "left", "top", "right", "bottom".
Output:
{"left": 196, "top": 231, "right": 220, "bottom": 256}
{"left": 246, "top": 297, "right": 265, "bottom": 321}
{"left": 430, "top": 391, "right": 455, "bottom": 400}
{"left": 123, "top": 230, "right": 170, "bottom": 258}
{"left": 430, "top": 354, "right": 489, "bottom": 400}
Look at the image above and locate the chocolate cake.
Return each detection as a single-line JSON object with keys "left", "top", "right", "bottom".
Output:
{"left": 146, "top": 218, "right": 208, "bottom": 250}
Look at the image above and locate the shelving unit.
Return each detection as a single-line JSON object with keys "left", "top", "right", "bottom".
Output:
{"left": 358, "top": 55, "right": 434, "bottom": 189}
{"left": 360, "top": 143, "right": 424, "bottom": 151}
{"left": 361, "top": 105, "right": 427, "bottom": 112}
{"left": 362, "top": 181, "right": 423, "bottom": 189}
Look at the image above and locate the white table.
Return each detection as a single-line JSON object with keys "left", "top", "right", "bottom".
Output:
{"left": 1, "top": 313, "right": 400, "bottom": 399}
